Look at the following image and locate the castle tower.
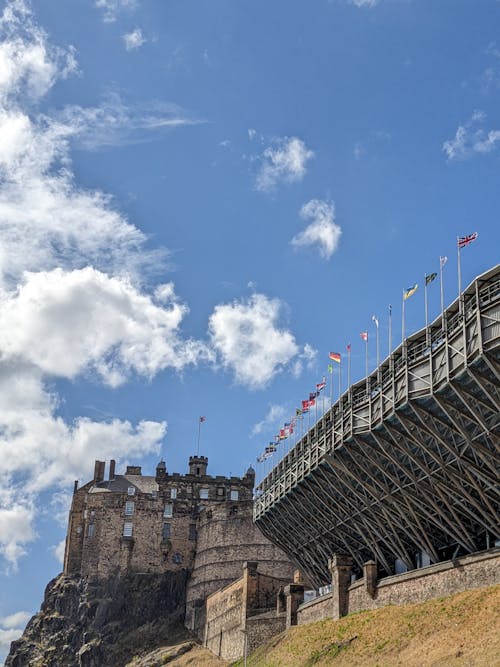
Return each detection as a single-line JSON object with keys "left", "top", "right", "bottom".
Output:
{"left": 189, "top": 455, "right": 208, "bottom": 477}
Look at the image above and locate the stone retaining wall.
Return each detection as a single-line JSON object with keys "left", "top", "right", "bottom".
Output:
{"left": 296, "top": 549, "right": 500, "bottom": 625}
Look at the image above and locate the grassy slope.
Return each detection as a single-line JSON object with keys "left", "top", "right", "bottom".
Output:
{"left": 237, "top": 584, "right": 500, "bottom": 667}
{"left": 129, "top": 584, "right": 500, "bottom": 666}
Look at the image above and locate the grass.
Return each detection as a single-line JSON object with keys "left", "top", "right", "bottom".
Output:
{"left": 130, "top": 584, "right": 500, "bottom": 667}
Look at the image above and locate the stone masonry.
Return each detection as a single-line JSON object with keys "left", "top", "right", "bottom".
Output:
{"left": 64, "top": 455, "right": 257, "bottom": 579}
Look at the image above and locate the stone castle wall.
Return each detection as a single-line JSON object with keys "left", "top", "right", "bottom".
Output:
{"left": 185, "top": 500, "right": 295, "bottom": 634}
{"left": 63, "top": 458, "right": 257, "bottom": 581}
{"left": 204, "top": 562, "right": 289, "bottom": 662}
{"left": 296, "top": 549, "right": 500, "bottom": 625}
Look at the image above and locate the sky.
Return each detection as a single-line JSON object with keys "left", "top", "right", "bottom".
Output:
{"left": 0, "top": 0, "right": 499, "bottom": 661}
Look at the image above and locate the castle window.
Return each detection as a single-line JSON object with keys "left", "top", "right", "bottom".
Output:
{"left": 199, "top": 488, "right": 209, "bottom": 500}
{"left": 162, "top": 523, "right": 171, "bottom": 539}
{"left": 123, "top": 522, "right": 133, "bottom": 537}
{"left": 151, "top": 490, "right": 158, "bottom": 499}
{"left": 170, "top": 488, "right": 177, "bottom": 499}
{"left": 189, "top": 524, "right": 197, "bottom": 541}
{"left": 87, "top": 523, "right": 95, "bottom": 538}
{"left": 164, "top": 503, "right": 173, "bottom": 518}
{"left": 217, "top": 487, "right": 224, "bottom": 497}
{"left": 172, "top": 552, "right": 183, "bottom": 564}
{"left": 127, "top": 486, "right": 136, "bottom": 496}
{"left": 230, "top": 490, "right": 239, "bottom": 501}
{"left": 125, "top": 501, "right": 135, "bottom": 516}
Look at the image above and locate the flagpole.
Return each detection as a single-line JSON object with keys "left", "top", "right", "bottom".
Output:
{"left": 373, "top": 316, "right": 380, "bottom": 370}
{"left": 440, "top": 257, "right": 445, "bottom": 328}
{"left": 347, "top": 345, "right": 351, "bottom": 390}
{"left": 424, "top": 275, "right": 429, "bottom": 330}
{"left": 457, "top": 237, "right": 462, "bottom": 313}
{"left": 197, "top": 419, "right": 201, "bottom": 456}
{"left": 330, "top": 367, "right": 333, "bottom": 407}
{"left": 388, "top": 305, "right": 392, "bottom": 355}
{"left": 365, "top": 337, "right": 368, "bottom": 379}
{"left": 401, "top": 293, "right": 405, "bottom": 344}
{"left": 338, "top": 361, "right": 342, "bottom": 401}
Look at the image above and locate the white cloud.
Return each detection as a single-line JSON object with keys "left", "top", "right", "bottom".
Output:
{"left": 58, "top": 94, "right": 203, "bottom": 152}
{"left": 251, "top": 404, "right": 288, "bottom": 436}
{"left": 292, "top": 342, "right": 318, "bottom": 378}
{"left": 0, "top": 628, "right": 24, "bottom": 652}
{"left": 0, "top": 502, "right": 35, "bottom": 569}
{"left": 291, "top": 199, "right": 342, "bottom": 259}
{"left": 350, "top": 0, "right": 378, "bottom": 6}
{"left": 0, "top": 268, "right": 212, "bottom": 385}
{"left": 0, "top": 1, "right": 211, "bottom": 568}
{"left": 0, "top": 611, "right": 31, "bottom": 664}
{"left": 0, "top": 2, "right": 77, "bottom": 105}
{"left": 208, "top": 294, "right": 305, "bottom": 389}
{"left": 443, "top": 110, "right": 500, "bottom": 160}
{"left": 52, "top": 539, "right": 66, "bottom": 565}
{"left": 123, "top": 28, "right": 146, "bottom": 52}
{"left": 0, "top": 612, "right": 31, "bottom": 630}
{"left": 255, "top": 136, "right": 314, "bottom": 192}
{"left": 95, "top": 0, "right": 138, "bottom": 23}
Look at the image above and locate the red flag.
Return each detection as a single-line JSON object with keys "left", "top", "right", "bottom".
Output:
{"left": 346, "top": 343, "right": 351, "bottom": 352}
{"left": 360, "top": 332, "right": 368, "bottom": 342}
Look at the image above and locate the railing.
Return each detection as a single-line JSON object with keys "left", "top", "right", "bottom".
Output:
{"left": 254, "top": 266, "right": 500, "bottom": 519}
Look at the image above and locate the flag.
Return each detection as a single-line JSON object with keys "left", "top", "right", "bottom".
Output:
{"left": 327, "top": 363, "right": 333, "bottom": 374}
{"left": 372, "top": 315, "right": 379, "bottom": 328}
{"left": 199, "top": 416, "right": 206, "bottom": 423}
{"left": 301, "top": 400, "right": 310, "bottom": 412}
{"left": 360, "top": 332, "right": 368, "bottom": 342}
{"left": 458, "top": 232, "right": 478, "bottom": 248}
{"left": 279, "top": 429, "right": 287, "bottom": 440}
{"left": 309, "top": 391, "right": 319, "bottom": 401}
{"left": 425, "top": 272, "right": 437, "bottom": 285}
{"left": 440, "top": 256, "right": 448, "bottom": 268}
{"left": 329, "top": 352, "right": 341, "bottom": 363}
{"left": 296, "top": 407, "right": 303, "bottom": 416}
{"left": 347, "top": 343, "right": 351, "bottom": 352}
{"left": 403, "top": 284, "right": 418, "bottom": 300}
{"left": 316, "top": 379, "right": 326, "bottom": 392}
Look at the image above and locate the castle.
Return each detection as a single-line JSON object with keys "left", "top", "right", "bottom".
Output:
{"left": 63, "top": 454, "right": 296, "bottom": 643}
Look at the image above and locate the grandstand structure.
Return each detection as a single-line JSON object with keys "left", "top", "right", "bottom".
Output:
{"left": 254, "top": 265, "right": 500, "bottom": 587}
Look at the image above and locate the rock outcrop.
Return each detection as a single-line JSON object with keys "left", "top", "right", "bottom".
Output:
{"left": 6, "top": 570, "right": 189, "bottom": 667}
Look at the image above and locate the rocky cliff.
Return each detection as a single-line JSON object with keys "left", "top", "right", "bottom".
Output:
{"left": 6, "top": 570, "right": 189, "bottom": 667}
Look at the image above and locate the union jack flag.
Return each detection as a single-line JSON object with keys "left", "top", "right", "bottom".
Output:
{"left": 458, "top": 232, "right": 478, "bottom": 248}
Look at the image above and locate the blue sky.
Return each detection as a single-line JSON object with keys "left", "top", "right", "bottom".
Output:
{"left": 0, "top": 0, "right": 499, "bottom": 660}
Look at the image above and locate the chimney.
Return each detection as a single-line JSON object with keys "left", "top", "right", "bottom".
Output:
{"left": 93, "top": 460, "right": 105, "bottom": 482}
{"left": 109, "top": 459, "right": 116, "bottom": 480}
{"left": 126, "top": 465, "right": 142, "bottom": 476}
{"left": 73, "top": 480, "right": 78, "bottom": 494}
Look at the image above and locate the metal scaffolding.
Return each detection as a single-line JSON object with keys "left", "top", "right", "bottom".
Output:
{"left": 254, "top": 265, "right": 500, "bottom": 587}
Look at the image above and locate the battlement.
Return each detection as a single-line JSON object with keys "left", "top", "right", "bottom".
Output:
{"left": 63, "top": 454, "right": 257, "bottom": 579}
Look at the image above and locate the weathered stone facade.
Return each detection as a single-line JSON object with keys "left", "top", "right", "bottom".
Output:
{"left": 64, "top": 455, "right": 256, "bottom": 579}
{"left": 295, "top": 548, "right": 500, "bottom": 625}
{"left": 203, "top": 561, "right": 289, "bottom": 662}
{"left": 58, "top": 453, "right": 295, "bottom": 663}
{"left": 185, "top": 500, "right": 295, "bottom": 635}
